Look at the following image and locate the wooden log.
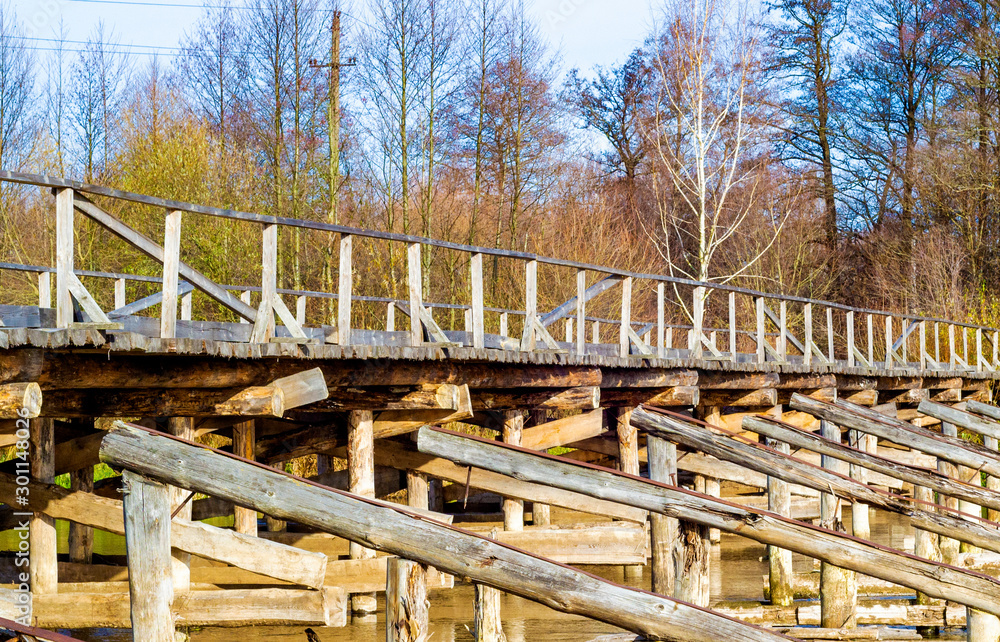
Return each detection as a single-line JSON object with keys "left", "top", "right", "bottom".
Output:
{"left": 233, "top": 420, "right": 257, "bottom": 536}
{"left": 474, "top": 584, "right": 507, "bottom": 642}
{"left": 472, "top": 387, "right": 600, "bottom": 411}
{"left": 371, "top": 439, "right": 646, "bottom": 523}
{"left": 68, "top": 466, "right": 94, "bottom": 564}
{"left": 168, "top": 417, "right": 194, "bottom": 593}
{"left": 414, "top": 423, "right": 1000, "bottom": 616}
{"left": 371, "top": 392, "right": 474, "bottom": 438}
{"left": 309, "top": 383, "right": 463, "bottom": 412}
{"left": 99, "top": 422, "right": 794, "bottom": 642}
{"left": 647, "top": 410, "right": 1000, "bottom": 555}
{"left": 30, "top": 417, "right": 57, "bottom": 594}
{"left": 767, "top": 405, "right": 793, "bottom": 607}
{"left": 41, "top": 386, "right": 285, "bottom": 417}
{"left": 968, "top": 608, "right": 1000, "bottom": 642}
{"left": 647, "top": 435, "right": 676, "bottom": 596}
{"left": 121, "top": 471, "right": 173, "bottom": 642}
{"left": 0, "top": 353, "right": 602, "bottom": 390}
{"left": 386, "top": 557, "right": 429, "bottom": 642}
{"left": 0, "top": 383, "right": 41, "bottom": 418}
{"left": 527, "top": 409, "right": 551, "bottom": 527}
{"left": 844, "top": 390, "right": 878, "bottom": 407}
{"left": 0, "top": 473, "right": 328, "bottom": 589}
{"left": 600, "top": 368, "right": 698, "bottom": 388}
{"left": 918, "top": 400, "right": 1000, "bottom": 441}
{"left": 818, "top": 419, "right": 856, "bottom": 629}
{"left": 700, "top": 388, "right": 778, "bottom": 407}
{"left": 790, "top": 395, "right": 1000, "bottom": 478}
{"left": 348, "top": 409, "right": 377, "bottom": 614}
{"left": 600, "top": 386, "right": 699, "bottom": 408}
{"left": 8, "top": 588, "right": 347, "bottom": 629}
{"left": 502, "top": 411, "right": 525, "bottom": 532}
{"left": 969, "top": 400, "right": 1000, "bottom": 423}
{"left": 520, "top": 409, "right": 603, "bottom": 450}
{"left": 699, "top": 372, "right": 779, "bottom": 389}
{"left": 742, "top": 415, "right": 1000, "bottom": 514}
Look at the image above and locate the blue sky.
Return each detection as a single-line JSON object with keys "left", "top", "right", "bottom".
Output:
{"left": 11, "top": 0, "right": 651, "bottom": 74}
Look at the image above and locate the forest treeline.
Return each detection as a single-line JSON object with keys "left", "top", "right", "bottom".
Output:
{"left": 0, "top": 0, "right": 997, "bottom": 331}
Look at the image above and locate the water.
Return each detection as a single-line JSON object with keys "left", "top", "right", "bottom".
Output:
{"left": 22, "top": 509, "right": 961, "bottom": 641}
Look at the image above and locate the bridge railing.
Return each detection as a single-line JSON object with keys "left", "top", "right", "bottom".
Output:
{"left": 0, "top": 171, "right": 996, "bottom": 372}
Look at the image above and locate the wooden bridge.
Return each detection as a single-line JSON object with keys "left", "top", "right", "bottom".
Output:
{"left": 0, "top": 172, "right": 998, "bottom": 641}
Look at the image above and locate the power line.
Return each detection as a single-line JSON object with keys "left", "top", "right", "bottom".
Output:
{"left": 62, "top": 0, "right": 242, "bottom": 8}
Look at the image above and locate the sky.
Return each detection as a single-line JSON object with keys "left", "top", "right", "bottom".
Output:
{"left": 10, "top": 0, "right": 652, "bottom": 74}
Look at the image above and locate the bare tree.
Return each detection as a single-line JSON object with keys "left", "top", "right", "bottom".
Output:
{"left": 565, "top": 48, "right": 650, "bottom": 185}
{"left": 647, "top": 0, "right": 785, "bottom": 322}
{"left": 765, "top": 0, "right": 847, "bottom": 249}
{"left": 69, "top": 22, "right": 130, "bottom": 181}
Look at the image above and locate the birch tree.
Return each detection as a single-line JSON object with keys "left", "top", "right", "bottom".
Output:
{"left": 648, "top": 0, "right": 783, "bottom": 322}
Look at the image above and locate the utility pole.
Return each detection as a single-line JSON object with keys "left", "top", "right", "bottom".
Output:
{"left": 310, "top": 11, "right": 356, "bottom": 227}
{"left": 311, "top": 11, "right": 356, "bottom": 323}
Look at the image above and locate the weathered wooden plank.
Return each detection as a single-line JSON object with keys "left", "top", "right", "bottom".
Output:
{"left": 520, "top": 410, "right": 604, "bottom": 450}
{"left": 791, "top": 395, "right": 1000, "bottom": 478}
{"left": 99, "top": 422, "right": 793, "bottom": 642}
{"left": 918, "top": 400, "right": 1000, "bottom": 441}
{"left": 472, "top": 387, "right": 600, "bottom": 411}
{"left": 160, "top": 209, "right": 182, "bottom": 339}
{"left": 121, "top": 471, "right": 173, "bottom": 641}
{"left": 415, "top": 425, "right": 1000, "bottom": 616}
{"left": 0, "top": 473, "right": 327, "bottom": 589}
{"left": 0, "top": 382, "right": 41, "bottom": 418}
{"left": 742, "top": 414, "right": 1000, "bottom": 512}
{"left": 386, "top": 557, "right": 429, "bottom": 642}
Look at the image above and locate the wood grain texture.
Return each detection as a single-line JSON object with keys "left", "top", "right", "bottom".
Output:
{"left": 99, "top": 422, "right": 794, "bottom": 642}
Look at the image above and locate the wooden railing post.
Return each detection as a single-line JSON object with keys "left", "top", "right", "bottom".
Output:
{"left": 386, "top": 301, "right": 396, "bottom": 331}
{"left": 949, "top": 324, "right": 956, "bottom": 369}
{"left": 408, "top": 243, "right": 423, "bottom": 346}
{"left": 577, "top": 270, "right": 587, "bottom": 356}
{"left": 846, "top": 311, "right": 855, "bottom": 367}
{"left": 728, "top": 291, "right": 737, "bottom": 363}
{"left": 805, "top": 303, "right": 814, "bottom": 366}
{"left": 471, "top": 253, "right": 485, "bottom": 349}
{"left": 592, "top": 319, "right": 600, "bottom": 344}
{"left": 756, "top": 297, "right": 765, "bottom": 364}
{"left": 692, "top": 285, "right": 705, "bottom": 359}
{"left": 523, "top": 259, "right": 537, "bottom": 351}
{"left": 261, "top": 223, "right": 277, "bottom": 340}
{"left": 620, "top": 276, "right": 633, "bottom": 358}
{"left": 994, "top": 330, "right": 999, "bottom": 370}
{"left": 867, "top": 314, "right": 874, "bottom": 367}
{"left": 977, "top": 328, "right": 983, "bottom": 372}
{"left": 337, "top": 234, "right": 353, "bottom": 346}
{"left": 826, "top": 307, "right": 835, "bottom": 363}
{"left": 778, "top": 300, "right": 787, "bottom": 363}
{"left": 239, "top": 290, "right": 251, "bottom": 324}
{"left": 55, "top": 187, "right": 74, "bottom": 328}
{"left": 296, "top": 295, "right": 307, "bottom": 326}
{"left": 38, "top": 271, "right": 51, "bottom": 309}
{"left": 884, "top": 316, "right": 893, "bottom": 369}
{"left": 919, "top": 321, "right": 927, "bottom": 370}
{"left": 180, "top": 291, "right": 192, "bottom": 322}
{"left": 114, "top": 277, "right": 126, "bottom": 311}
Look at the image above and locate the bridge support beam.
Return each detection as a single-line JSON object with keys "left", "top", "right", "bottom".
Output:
{"left": 819, "top": 419, "right": 856, "bottom": 629}
{"left": 349, "top": 409, "right": 377, "bottom": 615}
{"left": 767, "top": 404, "right": 793, "bottom": 607}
